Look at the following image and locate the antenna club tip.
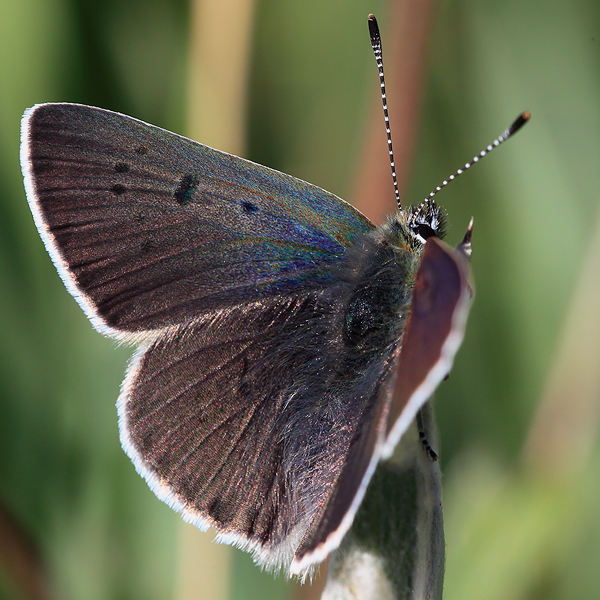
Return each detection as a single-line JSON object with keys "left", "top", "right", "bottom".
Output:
{"left": 368, "top": 14, "right": 380, "bottom": 40}
{"left": 509, "top": 111, "right": 531, "bottom": 135}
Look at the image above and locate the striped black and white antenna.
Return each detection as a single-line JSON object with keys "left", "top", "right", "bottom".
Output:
{"left": 368, "top": 14, "right": 530, "bottom": 212}
{"left": 368, "top": 14, "right": 401, "bottom": 209}
{"left": 420, "top": 112, "right": 530, "bottom": 207}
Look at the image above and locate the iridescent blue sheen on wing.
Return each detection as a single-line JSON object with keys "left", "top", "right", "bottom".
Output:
{"left": 23, "top": 104, "right": 374, "bottom": 332}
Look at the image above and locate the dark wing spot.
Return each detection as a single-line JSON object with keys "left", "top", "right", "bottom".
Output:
{"left": 174, "top": 173, "right": 200, "bottom": 206}
{"left": 115, "top": 162, "right": 129, "bottom": 173}
{"left": 113, "top": 184, "right": 126, "bottom": 195}
{"left": 136, "top": 146, "right": 148, "bottom": 155}
{"left": 242, "top": 200, "right": 258, "bottom": 214}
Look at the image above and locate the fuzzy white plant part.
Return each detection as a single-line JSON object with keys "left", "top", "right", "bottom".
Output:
{"left": 321, "top": 401, "right": 444, "bottom": 600}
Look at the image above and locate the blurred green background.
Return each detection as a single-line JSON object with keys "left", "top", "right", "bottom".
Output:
{"left": 1, "top": 0, "right": 599, "bottom": 599}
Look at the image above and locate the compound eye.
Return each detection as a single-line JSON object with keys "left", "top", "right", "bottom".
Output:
{"left": 413, "top": 223, "right": 437, "bottom": 240}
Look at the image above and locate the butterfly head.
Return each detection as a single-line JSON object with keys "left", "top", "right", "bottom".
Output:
{"left": 406, "top": 200, "right": 448, "bottom": 245}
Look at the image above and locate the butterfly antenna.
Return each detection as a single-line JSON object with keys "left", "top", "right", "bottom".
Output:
{"left": 368, "top": 14, "right": 401, "bottom": 210}
{"left": 421, "top": 112, "right": 531, "bottom": 206}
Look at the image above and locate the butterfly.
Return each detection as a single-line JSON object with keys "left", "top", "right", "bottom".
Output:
{"left": 19, "top": 15, "right": 527, "bottom": 578}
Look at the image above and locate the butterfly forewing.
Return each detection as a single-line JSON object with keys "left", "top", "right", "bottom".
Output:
{"left": 21, "top": 103, "right": 373, "bottom": 336}
{"left": 382, "top": 237, "right": 474, "bottom": 457}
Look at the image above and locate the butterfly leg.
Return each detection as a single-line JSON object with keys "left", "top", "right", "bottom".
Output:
{"left": 416, "top": 406, "right": 438, "bottom": 461}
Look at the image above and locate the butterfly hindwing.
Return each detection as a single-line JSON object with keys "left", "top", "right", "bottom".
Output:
{"left": 119, "top": 255, "right": 407, "bottom": 572}
{"left": 290, "top": 360, "right": 397, "bottom": 573}
{"left": 120, "top": 296, "right": 317, "bottom": 568}
{"left": 21, "top": 103, "right": 373, "bottom": 337}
